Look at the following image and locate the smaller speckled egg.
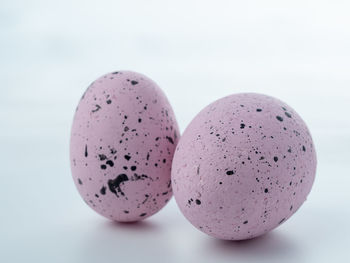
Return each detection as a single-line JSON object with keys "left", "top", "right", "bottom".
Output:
{"left": 171, "top": 93, "right": 317, "bottom": 240}
{"left": 70, "top": 71, "right": 179, "bottom": 222}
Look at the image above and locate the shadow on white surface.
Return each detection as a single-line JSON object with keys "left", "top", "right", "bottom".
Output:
{"left": 107, "top": 219, "right": 161, "bottom": 233}
{"left": 202, "top": 231, "right": 304, "bottom": 263}
{"left": 77, "top": 214, "right": 305, "bottom": 263}
{"left": 79, "top": 218, "right": 174, "bottom": 263}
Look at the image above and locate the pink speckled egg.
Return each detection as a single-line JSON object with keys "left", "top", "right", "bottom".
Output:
{"left": 171, "top": 93, "right": 317, "bottom": 240}
{"left": 70, "top": 71, "right": 179, "bottom": 222}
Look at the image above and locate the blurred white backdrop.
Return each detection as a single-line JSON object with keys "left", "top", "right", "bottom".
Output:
{"left": 1, "top": 1, "right": 350, "bottom": 262}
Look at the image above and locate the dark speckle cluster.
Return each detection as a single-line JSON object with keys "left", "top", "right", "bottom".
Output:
{"left": 108, "top": 174, "right": 129, "bottom": 197}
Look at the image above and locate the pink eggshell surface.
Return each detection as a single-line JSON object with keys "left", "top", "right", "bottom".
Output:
{"left": 172, "top": 93, "right": 317, "bottom": 240}
{"left": 70, "top": 71, "right": 179, "bottom": 222}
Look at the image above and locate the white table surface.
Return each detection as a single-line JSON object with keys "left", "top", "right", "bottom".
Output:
{"left": 1, "top": 1, "right": 350, "bottom": 262}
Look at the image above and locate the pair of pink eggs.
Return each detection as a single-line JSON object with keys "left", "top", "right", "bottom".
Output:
{"left": 70, "top": 71, "right": 317, "bottom": 240}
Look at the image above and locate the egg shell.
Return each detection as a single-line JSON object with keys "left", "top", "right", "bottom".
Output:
{"left": 171, "top": 93, "right": 317, "bottom": 240}
{"left": 70, "top": 71, "right": 179, "bottom": 222}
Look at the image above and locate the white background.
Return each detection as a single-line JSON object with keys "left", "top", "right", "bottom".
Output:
{"left": 1, "top": 1, "right": 350, "bottom": 262}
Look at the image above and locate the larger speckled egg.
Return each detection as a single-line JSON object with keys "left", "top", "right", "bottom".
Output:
{"left": 70, "top": 71, "right": 179, "bottom": 222}
{"left": 172, "top": 93, "right": 317, "bottom": 240}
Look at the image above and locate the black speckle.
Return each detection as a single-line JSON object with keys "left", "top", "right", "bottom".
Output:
{"left": 276, "top": 116, "right": 283, "bottom": 122}
{"left": 131, "top": 80, "right": 138, "bottom": 85}
{"left": 108, "top": 174, "right": 129, "bottom": 197}
{"left": 92, "top": 104, "right": 101, "bottom": 113}
{"left": 226, "top": 170, "right": 235, "bottom": 175}
{"left": 138, "top": 118, "right": 142, "bottom": 123}
{"left": 302, "top": 145, "right": 306, "bottom": 152}
{"left": 84, "top": 145, "right": 88, "bottom": 157}
{"left": 99, "top": 154, "right": 107, "bottom": 161}
{"left": 163, "top": 159, "right": 166, "bottom": 164}
{"left": 240, "top": 123, "right": 245, "bottom": 129}
{"left": 290, "top": 205, "right": 293, "bottom": 211}
{"left": 124, "top": 210, "right": 129, "bottom": 214}
{"left": 166, "top": 136, "right": 174, "bottom": 144}
{"left": 78, "top": 178, "right": 83, "bottom": 185}
{"left": 256, "top": 108, "right": 262, "bottom": 112}
{"left": 273, "top": 156, "right": 278, "bottom": 162}
{"left": 195, "top": 199, "right": 201, "bottom": 205}
{"left": 106, "top": 160, "right": 114, "bottom": 167}
{"left": 146, "top": 152, "right": 150, "bottom": 160}
{"left": 106, "top": 99, "right": 112, "bottom": 104}
{"left": 278, "top": 218, "right": 286, "bottom": 224}
{"left": 100, "top": 186, "right": 106, "bottom": 195}
{"left": 112, "top": 71, "right": 119, "bottom": 74}
{"left": 285, "top": 112, "right": 292, "bottom": 118}
{"left": 131, "top": 173, "right": 151, "bottom": 182}
{"left": 100, "top": 164, "right": 107, "bottom": 170}
{"left": 243, "top": 220, "right": 248, "bottom": 224}
{"left": 130, "top": 166, "right": 137, "bottom": 171}
{"left": 124, "top": 155, "right": 131, "bottom": 161}
{"left": 140, "top": 213, "right": 147, "bottom": 217}
{"left": 264, "top": 188, "right": 269, "bottom": 193}
{"left": 288, "top": 148, "right": 292, "bottom": 153}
